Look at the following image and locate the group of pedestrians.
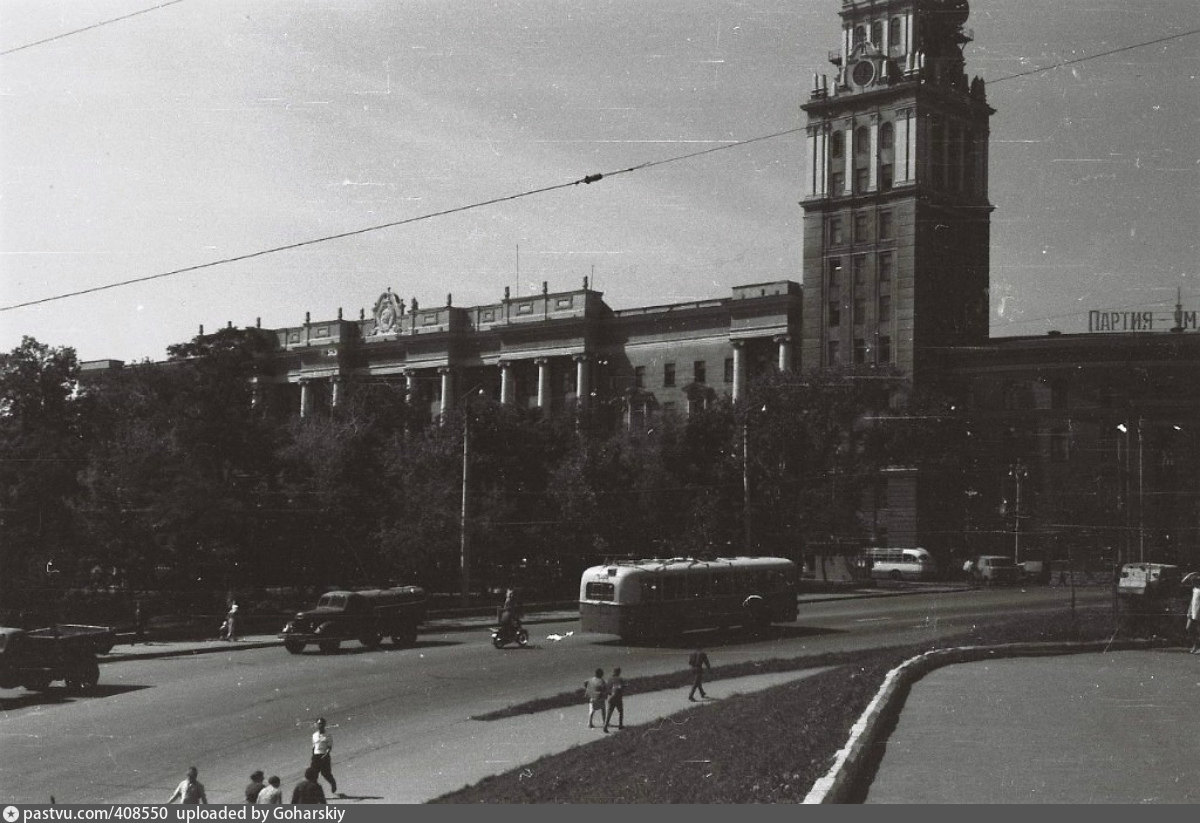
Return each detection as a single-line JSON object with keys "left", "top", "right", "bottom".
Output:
{"left": 583, "top": 648, "right": 714, "bottom": 733}
{"left": 583, "top": 667, "right": 625, "bottom": 733}
{"left": 168, "top": 718, "right": 339, "bottom": 805}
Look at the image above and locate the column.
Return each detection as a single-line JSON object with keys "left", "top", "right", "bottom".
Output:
{"left": 843, "top": 124, "right": 853, "bottom": 187}
{"left": 499, "top": 361, "right": 514, "bottom": 405}
{"left": 807, "top": 128, "right": 819, "bottom": 198}
{"left": 868, "top": 118, "right": 879, "bottom": 191}
{"left": 574, "top": 355, "right": 590, "bottom": 409}
{"left": 536, "top": 358, "right": 551, "bottom": 411}
{"left": 299, "top": 380, "right": 311, "bottom": 419}
{"left": 731, "top": 341, "right": 746, "bottom": 403}
{"left": 330, "top": 377, "right": 342, "bottom": 409}
{"left": 405, "top": 370, "right": 417, "bottom": 405}
{"left": 439, "top": 367, "right": 454, "bottom": 419}
{"left": 775, "top": 335, "right": 794, "bottom": 372}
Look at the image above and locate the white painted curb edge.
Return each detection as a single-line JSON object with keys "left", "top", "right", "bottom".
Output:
{"left": 802, "top": 637, "right": 1157, "bottom": 804}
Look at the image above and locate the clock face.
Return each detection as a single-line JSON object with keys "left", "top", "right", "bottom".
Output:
{"left": 852, "top": 59, "right": 875, "bottom": 87}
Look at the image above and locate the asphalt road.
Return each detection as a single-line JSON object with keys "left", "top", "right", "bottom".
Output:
{"left": 0, "top": 586, "right": 1107, "bottom": 803}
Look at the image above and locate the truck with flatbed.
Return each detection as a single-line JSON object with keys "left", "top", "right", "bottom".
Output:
{"left": 280, "top": 586, "right": 427, "bottom": 654}
{"left": 0, "top": 625, "right": 104, "bottom": 692}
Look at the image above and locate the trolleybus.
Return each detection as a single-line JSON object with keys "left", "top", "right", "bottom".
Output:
{"left": 579, "top": 556, "right": 798, "bottom": 640}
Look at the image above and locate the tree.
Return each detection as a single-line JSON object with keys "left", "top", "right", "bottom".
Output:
{"left": 0, "top": 337, "right": 84, "bottom": 600}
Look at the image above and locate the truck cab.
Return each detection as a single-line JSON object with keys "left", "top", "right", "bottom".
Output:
{"left": 280, "top": 587, "right": 427, "bottom": 654}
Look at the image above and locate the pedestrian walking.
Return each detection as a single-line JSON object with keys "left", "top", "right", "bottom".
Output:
{"left": 687, "top": 648, "right": 711, "bottom": 701}
{"left": 290, "top": 767, "right": 327, "bottom": 804}
{"left": 603, "top": 667, "right": 625, "bottom": 733}
{"left": 256, "top": 776, "right": 283, "bottom": 805}
{"left": 310, "top": 717, "right": 338, "bottom": 795}
{"left": 166, "top": 766, "right": 207, "bottom": 804}
{"left": 222, "top": 601, "right": 239, "bottom": 641}
{"left": 1186, "top": 574, "right": 1200, "bottom": 654}
{"left": 244, "top": 770, "right": 265, "bottom": 803}
{"left": 584, "top": 668, "right": 607, "bottom": 728}
{"left": 132, "top": 600, "right": 145, "bottom": 645}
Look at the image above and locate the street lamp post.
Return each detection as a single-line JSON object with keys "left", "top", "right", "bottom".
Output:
{"left": 1116, "top": 419, "right": 1145, "bottom": 563}
{"left": 1009, "top": 462, "right": 1028, "bottom": 565}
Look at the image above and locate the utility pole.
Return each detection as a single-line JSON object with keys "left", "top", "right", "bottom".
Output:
{"left": 460, "top": 407, "right": 472, "bottom": 608}
{"left": 1137, "top": 417, "right": 1145, "bottom": 563}
{"left": 1009, "top": 462, "right": 1027, "bottom": 565}
{"left": 742, "top": 420, "right": 752, "bottom": 553}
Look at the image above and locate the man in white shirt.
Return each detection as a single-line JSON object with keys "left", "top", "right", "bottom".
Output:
{"left": 166, "top": 766, "right": 207, "bottom": 804}
{"left": 310, "top": 717, "right": 338, "bottom": 795}
{"left": 256, "top": 775, "right": 283, "bottom": 804}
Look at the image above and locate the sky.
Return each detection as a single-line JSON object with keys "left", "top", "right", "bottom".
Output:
{"left": 0, "top": 0, "right": 1197, "bottom": 363}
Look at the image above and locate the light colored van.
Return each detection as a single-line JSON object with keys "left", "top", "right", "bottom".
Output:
{"left": 866, "top": 547, "right": 936, "bottom": 581}
{"left": 974, "top": 555, "right": 1020, "bottom": 584}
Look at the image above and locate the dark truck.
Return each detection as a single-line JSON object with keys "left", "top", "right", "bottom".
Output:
{"left": 1116, "top": 562, "right": 1190, "bottom": 638}
{"left": 0, "top": 625, "right": 104, "bottom": 692}
{"left": 280, "top": 586, "right": 427, "bottom": 654}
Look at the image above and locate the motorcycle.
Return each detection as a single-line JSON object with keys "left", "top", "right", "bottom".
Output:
{"left": 490, "top": 621, "right": 529, "bottom": 649}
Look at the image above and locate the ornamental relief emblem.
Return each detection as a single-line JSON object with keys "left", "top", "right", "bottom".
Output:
{"left": 371, "top": 290, "right": 404, "bottom": 336}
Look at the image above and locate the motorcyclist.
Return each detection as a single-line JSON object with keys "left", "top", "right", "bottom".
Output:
{"left": 497, "top": 587, "right": 522, "bottom": 637}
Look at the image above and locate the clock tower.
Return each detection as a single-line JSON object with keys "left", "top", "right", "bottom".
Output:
{"left": 800, "top": 0, "right": 993, "bottom": 383}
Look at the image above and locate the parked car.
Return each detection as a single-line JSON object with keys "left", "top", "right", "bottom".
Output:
{"left": 973, "top": 555, "right": 1021, "bottom": 585}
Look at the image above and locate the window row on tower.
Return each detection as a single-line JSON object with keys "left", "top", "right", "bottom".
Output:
{"left": 806, "top": 111, "right": 987, "bottom": 200}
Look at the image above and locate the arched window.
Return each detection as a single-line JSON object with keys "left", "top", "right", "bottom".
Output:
{"left": 888, "top": 17, "right": 902, "bottom": 48}
{"left": 830, "top": 130, "right": 844, "bottom": 158}
{"left": 879, "top": 122, "right": 894, "bottom": 149}
{"left": 855, "top": 126, "right": 871, "bottom": 154}
{"left": 853, "top": 25, "right": 866, "bottom": 44}
{"left": 870, "top": 21, "right": 883, "bottom": 46}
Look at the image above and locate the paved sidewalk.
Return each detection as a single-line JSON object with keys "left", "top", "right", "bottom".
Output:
{"left": 314, "top": 667, "right": 833, "bottom": 804}
{"left": 865, "top": 647, "right": 1200, "bottom": 803}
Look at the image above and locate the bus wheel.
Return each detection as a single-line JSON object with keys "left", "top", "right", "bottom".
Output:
{"left": 890, "top": 570, "right": 903, "bottom": 582}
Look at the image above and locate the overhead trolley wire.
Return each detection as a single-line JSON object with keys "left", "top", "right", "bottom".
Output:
{"left": 0, "top": 0, "right": 187, "bottom": 57}
{"left": 0, "top": 128, "right": 801, "bottom": 313}
{"left": 2, "top": 24, "right": 1197, "bottom": 311}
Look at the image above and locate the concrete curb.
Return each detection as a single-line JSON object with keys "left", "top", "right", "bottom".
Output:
{"left": 102, "top": 639, "right": 281, "bottom": 662}
{"left": 802, "top": 636, "right": 1161, "bottom": 804}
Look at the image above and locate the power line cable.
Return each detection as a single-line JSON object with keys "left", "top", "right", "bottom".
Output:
{"left": 0, "top": 128, "right": 800, "bottom": 313}
{"left": 3, "top": 27, "right": 1196, "bottom": 311}
{"left": 985, "top": 28, "right": 1200, "bottom": 86}
{"left": 0, "top": 0, "right": 187, "bottom": 57}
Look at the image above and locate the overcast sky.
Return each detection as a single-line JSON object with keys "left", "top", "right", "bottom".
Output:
{"left": 1, "top": 0, "right": 1197, "bottom": 363}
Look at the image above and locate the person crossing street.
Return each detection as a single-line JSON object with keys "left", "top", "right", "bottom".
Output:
{"left": 310, "top": 717, "right": 338, "bottom": 795}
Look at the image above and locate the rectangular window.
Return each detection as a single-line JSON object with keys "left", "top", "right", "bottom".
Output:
{"left": 879, "top": 211, "right": 893, "bottom": 240}
{"left": 854, "top": 167, "right": 870, "bottom": 193}
{"left": 853, "top": 255, "right": 868, "bottom": 286}
{"left": 854, "top": 338, "right": 867, "bottom": 364}
{"left": 854, "top": 213, "right": 870, "bottom": 243}
{"left": 634, "top": 366, "right": 645, "bottom": 389}
{"left": 829, "top": 257, "right": 843, "bottom": 287}
{"left": 724, "top": 357, "right": 734, "bottom": 384}
{"left": 880, "top": 164, "right": 893, "bottom": 190}
{"left": 829, "top": 217, "right": 844, "bottom": 245}
{"left": 830, "top": 171, "right": 845, "bottom": 194}
{"left": 585, "top": 582, "right": 615, "bottom": 601}
{"left": 879, "top": 252, "right": 893, "bottom": 282}
{"left": 827, "top": 340, "right": 841, "bottom": 365}
{"left": 828, "top": 300, "right": 841, "bottom": 327}
{"left": 663, "top": 362, "right": 676, "bottom": 388}
{"left": 878, "top": 335, "right": 892, "bottom": 363}
{"left": 693, "top": 360, "right": 706, "bottom": 384}
{"left": 878, "top": 295, "right": 892, "bottom": 323}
